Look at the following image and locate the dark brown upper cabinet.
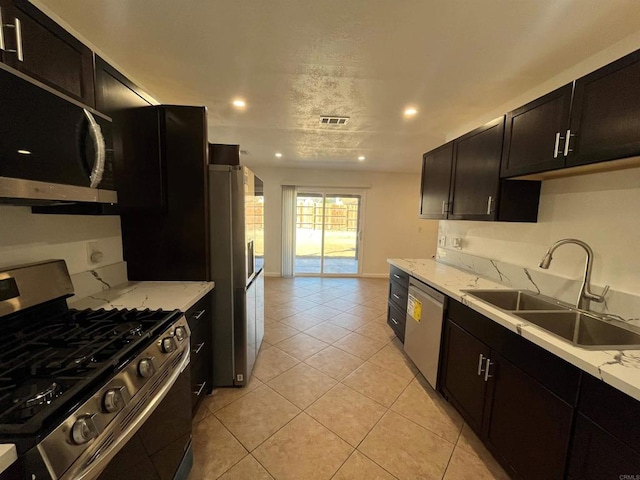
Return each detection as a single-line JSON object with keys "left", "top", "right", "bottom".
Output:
{"left": 501, "top": 49, "right": 640, "bottom": 177}
{"left": 0, "top": 0, "right": 95, "bottom": 106}
{"left": 94, "top": 57, "right": 158, "bottom": 210}
{"left": 568, "top": 49, "right": 640, "bottom": 168}
{"left": 449, "top": 117, "right": 505, "bottom": 220}
{"left": 419, "top": 142, "right": 454, "bottom": 219}
{"left": 501, "top": 84, "right": 573, "bottom": 178}
{"left": 419, "top": 117, "right": 540, "bottom": 223}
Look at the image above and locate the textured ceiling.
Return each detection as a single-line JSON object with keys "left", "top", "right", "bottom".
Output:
{"left": 36, "top": 0, "right": 640, "bottom": 172}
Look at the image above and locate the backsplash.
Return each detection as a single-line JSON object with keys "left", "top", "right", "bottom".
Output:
{"left": 436, "top": 247, "right": 640, "bottom": 324}
{"left": 437, "top": 167, "right": 640, "bottom": 319}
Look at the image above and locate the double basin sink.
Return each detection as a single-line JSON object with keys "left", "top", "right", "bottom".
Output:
{"left": 463, "top": 289, "right": 640, "bottom": 350}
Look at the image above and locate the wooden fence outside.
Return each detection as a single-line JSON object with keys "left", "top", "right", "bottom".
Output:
{"left": 296, "top": 205, "right": 359, "bottom": 231}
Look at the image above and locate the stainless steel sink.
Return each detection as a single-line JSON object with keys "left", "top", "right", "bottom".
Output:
{"left": 464, "top": 289, "right": 570, "bottom": 311}
{"left": 515, "top": 311, "right": 640, "bottom": 349}
{"left": 462, "top": 289, "right": 640, "bottom": 350}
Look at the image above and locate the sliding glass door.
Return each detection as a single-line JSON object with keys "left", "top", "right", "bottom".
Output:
{"left": 294, "top": 190, "right": 363, "bottom": 275}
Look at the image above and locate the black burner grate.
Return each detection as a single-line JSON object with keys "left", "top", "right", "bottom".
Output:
{"left": 0, "top": 306, "right": 180, "bottom": 435}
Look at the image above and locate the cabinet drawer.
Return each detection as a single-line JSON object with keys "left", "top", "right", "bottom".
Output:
{"left": 190, "top": 342, "right": 211, "bottom": 410}
{"left": 387, "top": 301, "right": 406, "bottom": 342}
{"left": 388, "top": 281, "right": 408, "bottom": 311}
{"left": 389, "top": 265, "right": 409, "bottom": 288}
{"left": 186, "top": 293, "right": 212, "bottom": 330}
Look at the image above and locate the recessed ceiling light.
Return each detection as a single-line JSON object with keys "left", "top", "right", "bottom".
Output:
{"left": 404, "top": 107, "right": 418, "bottom": 117}
{"left": 17, "top": 149, "right": 32, "bottom": 155}
{"left": 358, "top": 156, "right": 365, "bottom": 161}
{"left": 275, "top": 152, "right": 283, "bottom": 158}
{"left": 232, "top": 99, "right": 246, "bottom": 108}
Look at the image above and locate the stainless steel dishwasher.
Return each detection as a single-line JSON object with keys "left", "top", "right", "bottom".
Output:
{"left": 404, "top": 277, "right": 446, "bottom": 389}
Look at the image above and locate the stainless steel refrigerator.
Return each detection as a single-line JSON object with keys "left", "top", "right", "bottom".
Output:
{"left": 209, "top": 163, "right": 265, "bottom": 387}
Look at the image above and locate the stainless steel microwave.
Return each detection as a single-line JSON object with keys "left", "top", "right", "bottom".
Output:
{"left": 0, "top": 63, "right": 116, "bottom": 204}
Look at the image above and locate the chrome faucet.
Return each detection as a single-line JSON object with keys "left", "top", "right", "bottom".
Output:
{"left": 539, "top": 238, "right": 609, "bottom": 311}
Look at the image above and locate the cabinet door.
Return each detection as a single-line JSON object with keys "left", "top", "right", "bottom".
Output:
{"left": 501, "top": 84, "right": 573, "bottom": 178}
{"left": 568, "top": 49, "right": 640, "bottom": 167}
{"left": 94, "top": 57, "right": 158, "bottom": 210}
{"left": 419, "top": 142, "right": 453, "bottom": 219}
{"left": 568, "top": 414, "right": 640, "bottom": 479}
{"left": 484, "top": 352, "right": 573, "bottom": 480}
{"left": 440, "top": 320, "right": 490, "bottom": 432}
{"left": 2, "top": 0, "right": 94, "bottom": 106}
{"left": 449, "top": 117, "right": 504, "bottom": 220}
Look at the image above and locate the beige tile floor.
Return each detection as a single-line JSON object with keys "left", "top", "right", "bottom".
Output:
{"left": 189, "top": 277, "right": 510, "bottom": 480}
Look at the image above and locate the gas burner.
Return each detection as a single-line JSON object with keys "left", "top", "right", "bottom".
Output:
{"left": 11, "top": 380, "right": 67, "bottom": 421}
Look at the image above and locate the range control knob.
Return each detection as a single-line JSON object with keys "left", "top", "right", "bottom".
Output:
{"left": 174, "top": 326, "right": 187, "bottom": 342}
{"left": 103, "top": 388, "right": 125, "bottom": 413}
{"left": 138, "top": 358, "right": 155, "bottom": 378}
{"left": 161, "top": 336, "right": 177, "bottom": 353}
{"left": 72, "top": 415, "right": 99, "bottom": 445}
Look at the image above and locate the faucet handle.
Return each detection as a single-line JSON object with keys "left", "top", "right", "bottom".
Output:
{"left": 600, "top": 285, "right": 610, "bottom": 298}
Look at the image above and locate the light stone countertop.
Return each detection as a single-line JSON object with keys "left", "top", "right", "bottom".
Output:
{"left": 388, "top": 258, "right": 640, "bottom": 402}
{"left": 0, "top": 445, "right": 17, "bottom": 475}
{"left": 69, "top": 281, "right": 214, "bottom": 312}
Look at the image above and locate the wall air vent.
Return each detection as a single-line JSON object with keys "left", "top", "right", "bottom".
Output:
{"left": 319, "top": 116, "right": 349, "bottom": 125}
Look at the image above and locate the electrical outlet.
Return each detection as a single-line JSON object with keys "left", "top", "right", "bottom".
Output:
{"left": 438, "top": 236, "right": 446, "bottom": 247}
{"left": 452, "top": 237, "right": 462, "bottom": 249}
{"left": 87, "top": 241, "right": 104, "bottom": 264}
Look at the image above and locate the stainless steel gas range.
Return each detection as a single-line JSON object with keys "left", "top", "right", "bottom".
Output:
{"left": 0, "top": 260, "right": 193, "bottom": 480}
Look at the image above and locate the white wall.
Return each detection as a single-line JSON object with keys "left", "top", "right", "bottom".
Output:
{"left": 248, "top": 167, "right": 439, "bottom": 276}
{"left": 439, "top": 167, "right": 640, "bottom": 295}
{"left": 0, "top": 206, "right": 123, "bottom": 275}
{"left": 448, "top": 30, "right": 640, "bottom": 140}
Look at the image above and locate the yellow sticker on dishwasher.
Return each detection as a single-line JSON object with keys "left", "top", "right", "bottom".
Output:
{"left": 407, "top": 294, "right": 422, "bottom": 322}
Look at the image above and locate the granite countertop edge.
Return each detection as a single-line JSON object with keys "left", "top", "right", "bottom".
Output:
{"left": 388, "top": 258, "right": 640, "bottom": 402}
{"left": 69, "top": 281, "right": 215, "bottom": 313}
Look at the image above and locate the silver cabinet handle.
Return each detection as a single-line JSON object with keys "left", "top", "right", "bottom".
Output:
{"left": 553, "top": 132, "right": 561, "bottom": 158}
{"left": 563, "top": 129, "right": 575, "bottom": 156}
{"left": 192, "top": 342, "right": 205, "bottom": 354}
{"left": 0, "top": 8, "right": 5, "bottom": 51}
{"left": 477, "top": 354, "right": 485, "bottom": 376}
{"left": 392, "top": 293, "right": 400, "bottom": 300}
{"left": 391, "top": 317, "right": 399, "bottom": 325}
{"left": 2, "top": 14, "right": 23, "bottom": 61}
{"left": 484, "top": 358, "right": 494, "bottom": 382}
{"left": 193, "top": 381, "right": 207, "bottom": 397}
{"left": 393, "top": 274, "right": 401, "bottom": 279}
{"left": 14, "top": 17, "right": 22, "bottom": 61}
{"left": 442, "top": 200, "right": 446, "bottom": 215}
{"left": 486, "top": 196, "right": 494, "bottom": 215}
{"left": 192, "top": 309, "right": 206, "bottom": 320}
{"left": 83, "top": 109, "right": 106, "bottom": 188}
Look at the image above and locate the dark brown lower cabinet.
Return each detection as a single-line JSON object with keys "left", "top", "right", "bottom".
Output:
{"left": 568, "top": 414, "right": 640, "bottom": 479}
{"left": 186, "top": 292, "right": 213, "bottom": 416}
{"left": 485, "top": 351, "right": 573, "bottom": 480}
{"left": 567, "top": 373, "right": 640, "bottom": 479}
{"left": 440, "top": 300, "right": 580, "bottom": 480}
{"left": 440, "top": 321, "right": 489, "bottom": 433}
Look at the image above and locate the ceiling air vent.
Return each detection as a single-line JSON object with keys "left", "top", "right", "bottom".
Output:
{"left": 319, "top": 116, "right": 349, "bottom": 125}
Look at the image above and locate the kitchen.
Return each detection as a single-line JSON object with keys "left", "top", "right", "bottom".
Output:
{"left": 1, "top": 1, "right": 640, "bottom": 479}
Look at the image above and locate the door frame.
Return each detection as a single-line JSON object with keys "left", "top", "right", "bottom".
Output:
{"left": 294, "top": 187, "right": 366, "bottom": 277}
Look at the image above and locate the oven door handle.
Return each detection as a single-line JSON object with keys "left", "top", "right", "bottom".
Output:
{"left": 58, "top": 348, "right": 190, "bottom": 480}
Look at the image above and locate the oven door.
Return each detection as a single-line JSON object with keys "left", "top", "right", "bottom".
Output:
{"left": 95, "top": 366, "right": 193, "bottom": 480}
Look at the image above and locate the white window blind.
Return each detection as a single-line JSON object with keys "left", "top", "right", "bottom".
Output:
{"left": 281, "top": 185, "right": 297, "bottom": 277}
